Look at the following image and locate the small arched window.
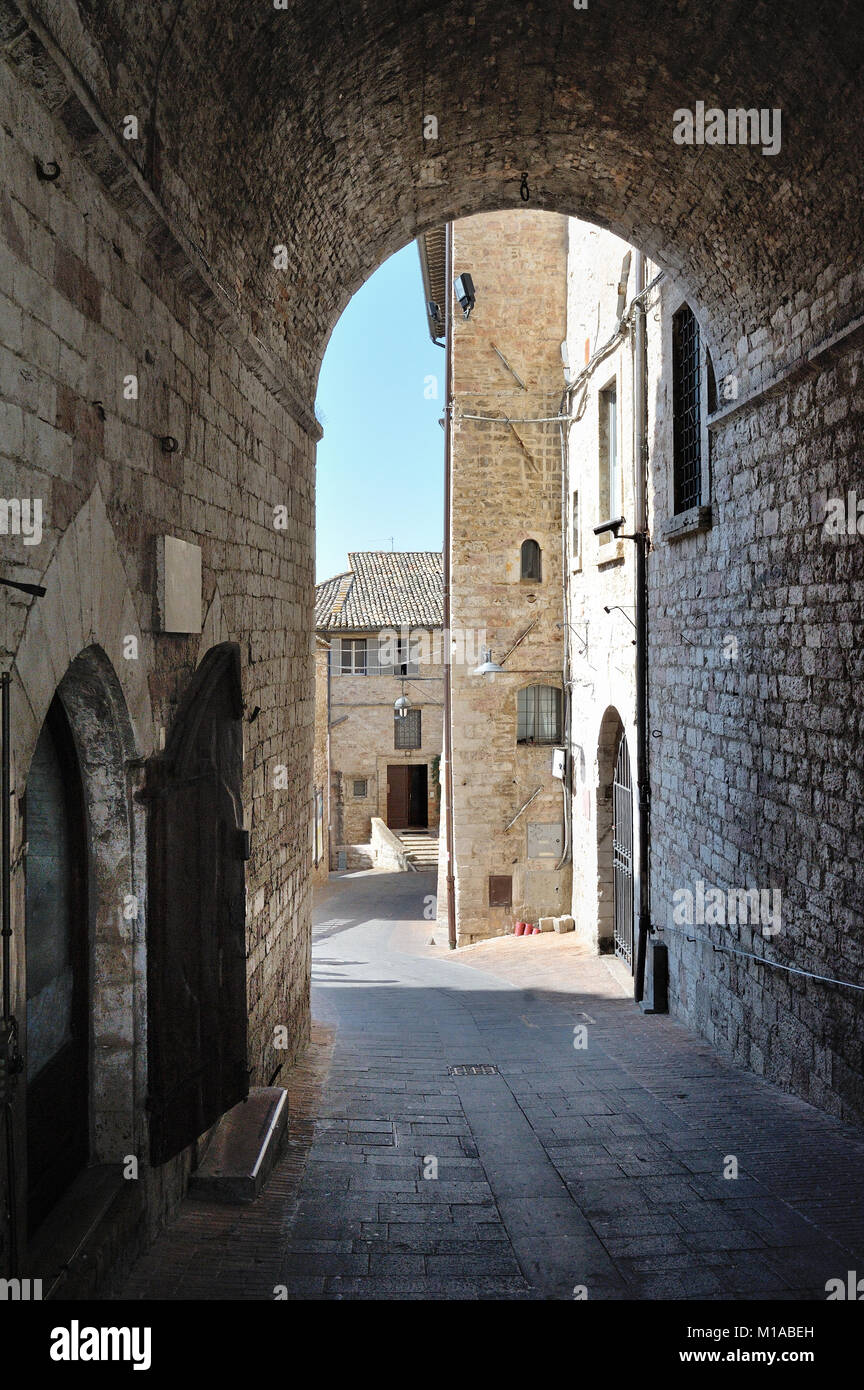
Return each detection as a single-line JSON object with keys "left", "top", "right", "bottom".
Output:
{"left": 520, "top": 539, "right": 542, "bottom": 581}
{"left": 517, "top": 685, "right": 562, "bottom": 745}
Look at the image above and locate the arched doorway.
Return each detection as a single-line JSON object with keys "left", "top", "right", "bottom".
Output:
{"left": 24, "top": 694, "right": 89, "bottom": 1233}
{"left": 144, "top": 643, "right": 248, "bottom": 1166}
{"left": 612, "top": 731, "right": 634, "bottom": 971}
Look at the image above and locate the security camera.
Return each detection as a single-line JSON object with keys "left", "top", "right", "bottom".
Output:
{"left": 593, "top": 516, "right": 625, "bottom": 537}
{"left": 454, "top": 273, "right": 475, "bottom": 319}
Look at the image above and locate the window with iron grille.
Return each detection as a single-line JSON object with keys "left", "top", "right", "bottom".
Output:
{"left": 352, "top": 778, "right": 368, "bottom": 797}
{"left": 394, "top": 708, "right": 421, "bottom": 749}
{"left": 520, "top": 538, "right": 542, "bottom": 581}
{"left": 672, "top": 305, "right": 702, "bottom": 514}
{"left": 517, "top": 685, "right": 562, "bottom": 744}
{"left": 339, "top": 637, "right": 367, "bottom": 674}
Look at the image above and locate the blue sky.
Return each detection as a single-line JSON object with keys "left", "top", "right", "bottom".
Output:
{"left": 314, "top": 243, "right": 444, "bottom": 581}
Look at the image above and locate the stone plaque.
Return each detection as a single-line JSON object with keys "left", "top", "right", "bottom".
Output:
{"left": 157, "top": 535, "right": 202, "bottom": 634}
{"left": 526, "top": 822, "right": 563, "bottom": 859}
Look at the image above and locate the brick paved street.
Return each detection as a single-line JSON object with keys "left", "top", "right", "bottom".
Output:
{"left": 122, "top": 869, "right": 864, "bottom": 1301}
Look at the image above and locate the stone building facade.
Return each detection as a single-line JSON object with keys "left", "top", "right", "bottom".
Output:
{"left": 437, "top": 201, "right": 864, "bottom": 1127}
{"left": 565, "top": 225, "right": 646, "bottom": 961}
{"left": 436, "top": 211, "right": 572, "bottom": 944}
{"left": 2, "top": 0, "right": 864, "bottom": 1293}
{"left": 311, "top": 638, "right": 330, "bottom": 885}
{"left": 0, "top": 32, "right": 314, "bottom": 1289}
{"left": 315, "top": 552, "right": 443, "bottom": 855}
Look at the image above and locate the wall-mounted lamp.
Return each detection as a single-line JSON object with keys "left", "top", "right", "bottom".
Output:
{"left": 454, "top": 273, "right": 475, "bottom": 320}
{"left": 472, "top": 648, "right": 505, "bottom": 679}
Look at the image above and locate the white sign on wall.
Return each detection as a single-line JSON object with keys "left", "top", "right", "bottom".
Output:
{"left": 157, "top": 535, "right": 202, "bottom": 634}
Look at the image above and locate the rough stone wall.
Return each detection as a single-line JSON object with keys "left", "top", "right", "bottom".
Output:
{"left": 444, "top": 210, "right": 570, "bottom": 943}
{"left": 647, "top": 277, "right": 864, "bottom": 1125}
{"left": 0, "top": 55, "right": 314, "bottom": 1274}
{"left": 327, "top": 638, "right": 443, "bottom": 844}
{"left": 18, "top": 0, "right": 864, "bottom": 416}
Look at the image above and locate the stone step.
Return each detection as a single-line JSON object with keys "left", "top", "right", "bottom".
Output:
{"left": 188, "top": 1087, "right": 289, "bottom": 1204}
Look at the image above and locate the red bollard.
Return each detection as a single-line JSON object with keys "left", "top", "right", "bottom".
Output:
{"left": 514, "top": 921, "right": 525, "bottom": 936}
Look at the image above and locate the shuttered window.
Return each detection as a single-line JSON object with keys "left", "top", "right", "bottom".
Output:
{"left": 489, "top": 875, "right": 513, "bottom": 907}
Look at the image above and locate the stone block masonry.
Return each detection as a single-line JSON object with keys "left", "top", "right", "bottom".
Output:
{"left": 0, "top": 54, "right": 314, "bottom": 1281}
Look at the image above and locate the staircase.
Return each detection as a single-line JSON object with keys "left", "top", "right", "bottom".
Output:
{"left": 396, "top": 830, "right": 440, "bottom": 871}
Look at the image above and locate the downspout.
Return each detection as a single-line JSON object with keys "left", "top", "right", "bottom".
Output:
{"left": 555, "top": 386, "right": 572, "bottom": 872}
{"left": 632, "top": 252, "right": 652, "bottom": 1004}
{"left": 326, "top": 641, "right": 332, "bottom": 869}
{"left": 442, "top": 222, "right": 457, "bottom": 950}
{"left": 1, "top": 671, "right": 20, "bottom": 1272}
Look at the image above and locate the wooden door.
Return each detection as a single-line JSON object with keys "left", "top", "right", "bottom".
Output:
{"left": 144, "top": 645, "right": 248, "bottom": 1166}
{"left": 387, "top": 765, "right": 411, "bottom": 829}
{"left": 25, "top": 694, "right": 89, "bottom": 1233}
{"left": 409, "top": 765, "right": 428, "bottom": 827}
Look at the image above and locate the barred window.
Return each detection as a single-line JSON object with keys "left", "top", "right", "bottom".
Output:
{"left": 520, "top": 539, "right": 542, "bottom": 581}
{"left": 672, "top": 305, "right": 702, "bottom": 514}
{"left": 394, "top": 708, "right": 421, "bottom": 749}
{"left": 517, "top": 685, "right": 562, "bottom": 745}
{"left": 353, "top": 778, "right": 368, "bottom": 797}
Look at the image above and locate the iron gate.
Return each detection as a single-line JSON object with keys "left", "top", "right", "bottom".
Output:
{"left": 612, "top": 731, "right": 634, "bottom": 969}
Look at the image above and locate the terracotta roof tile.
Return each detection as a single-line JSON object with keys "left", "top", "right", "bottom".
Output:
{"left": 315, "top": 551, "right": 443, "bottom": 631}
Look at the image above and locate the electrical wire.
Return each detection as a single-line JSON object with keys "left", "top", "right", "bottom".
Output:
{"left": 457, "top": 413, "right": 571, "bottom": 424}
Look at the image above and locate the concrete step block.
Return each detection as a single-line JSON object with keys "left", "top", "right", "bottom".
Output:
{"left": 188, "top": 1087, "right": 289, "bottom": 1204}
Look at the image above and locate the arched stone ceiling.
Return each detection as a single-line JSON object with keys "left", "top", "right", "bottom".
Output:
{"left": 28, "top": 0, "right": 864, "bottom": 393}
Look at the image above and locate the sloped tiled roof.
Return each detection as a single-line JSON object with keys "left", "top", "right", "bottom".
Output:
{"left": 316, "top": 551, "right": 443, "bottom": 631}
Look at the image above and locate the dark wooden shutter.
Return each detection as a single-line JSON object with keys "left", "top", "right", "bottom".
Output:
{"left": 143, "top": 644, "right": 248, "bottom": 1166}
{"left": 489, "top": 875, "right": 513, "bottom": 907}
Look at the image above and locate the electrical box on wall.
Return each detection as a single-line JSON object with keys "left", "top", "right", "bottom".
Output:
{"left": 551, "top": 747, "right": 566, "bottom": 780}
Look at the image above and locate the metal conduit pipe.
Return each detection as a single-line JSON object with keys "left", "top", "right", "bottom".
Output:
{"left": 632, "top": 251, "right": 653, "bottom": 1005}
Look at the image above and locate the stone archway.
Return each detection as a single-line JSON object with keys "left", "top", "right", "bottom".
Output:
{"left": 8, "top": 488, "right": 152, "bottom": 1246}
{"left": 596, "top": 706, "right": 626, "bottom": 955}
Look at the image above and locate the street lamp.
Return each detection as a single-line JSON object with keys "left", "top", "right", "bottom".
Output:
{"left": 472, "top": 648, "right": 505, "bottom": 679}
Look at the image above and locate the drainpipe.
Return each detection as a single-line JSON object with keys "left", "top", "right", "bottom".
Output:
{"left": 325, "top": 641, "right": 332, "bottom": 869}
{"left": 1, "top": 671, "right": 20, "bottom": 1272}
{"left": 632, "top": 252, "right": 652, "bottom": 1004}
{"left": 442, "top": 222, "right": 457, "bottom": 950}
{"left": 555, "top": 386, "right": 572, "bottom": 873}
